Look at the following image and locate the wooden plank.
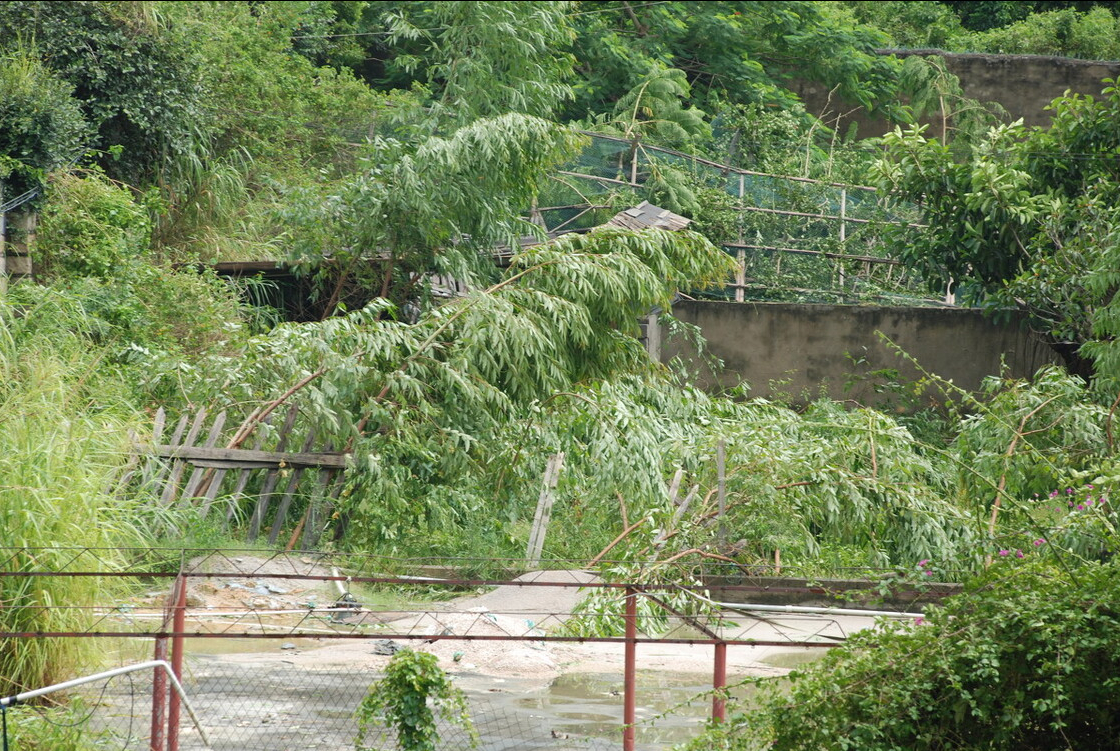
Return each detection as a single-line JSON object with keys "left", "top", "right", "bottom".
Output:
{"left": 302, "top": 444, "right": 338, "bottom": 550}
{"left": 225, "top": 415, "right": 272, "bottom": 527}
{"left": 147, "top": 411, "right": 186, "bottom": 492}
{"left": 160, "top": 410, "right": 206, "bottom": 506}
{"left": 181, "top": 411, "right": 227, "bottom": 501}
{"left": 268, "top": 430, "right": 317, "bottom": 545}
{"left": 197, "top": 466, "right": 229, "bottom": 521}
{"left": 526, "top": 453, "right": 564, "bottom": 566}
{"left": 150, "top": 444, "right": 348, "bottom": 469}
{"left": 191, "top": 460, "right": 280, "bottom": 470}
{"left": 247, "top": 405, "right": 299, "bottom": 542}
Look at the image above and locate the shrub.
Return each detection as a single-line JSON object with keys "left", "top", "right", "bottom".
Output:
{"left": 694, "top": 555, "right": 1120, "bottom": 750}
{"left": 0, "top": 47, "right": 89, "bottom": 199}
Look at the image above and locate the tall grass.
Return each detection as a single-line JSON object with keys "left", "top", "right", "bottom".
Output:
{"left": 0, "top": 292, "right": 149, "bottom": 695}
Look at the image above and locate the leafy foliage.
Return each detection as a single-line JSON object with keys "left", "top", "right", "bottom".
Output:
{"left": 382, "top": 0, "right": 576, "bottom": 126}
{"left": 566, "top": 1, "right": 903, "bottom": 123}
{"left": 356, "top": 649, "right": 476, "bottom": 751}
{"left": 0, "top": 1, "right": 204, "bottom": 185}
{"left": 838, "top": 1, "right": 968, "bottom": 49}
{"left": 874, "top": 81, "right": 1120, "bottom": 377}
{"left": 284, "top": 113, "right": 585, "bottom": 315}
{"left": 29, "top": 170, "right": 247, "bottom": 367}
{"left": 0, "top": 47, "right": 89, "bottom": 199}
{"left": 697, "top": 556, "right": 1120, "bottom": 750}
{"left": 968, "top": 5, "right": 1120, "bottom": 59}
{"left": 953, "top": 367, "right": 1107, "bottom": 507}
{"left": 0, "top": 293, "right": 153, "bottom": 694}
{"left": 35, "top": 170, "right": 152, "bottom": 279}
{"left": 896, "top": 55, "right": 1007, "bottom": 150}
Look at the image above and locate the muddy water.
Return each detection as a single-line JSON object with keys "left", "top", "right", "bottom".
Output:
{"left": 456, "top": 653, "right": 828, "bottom": 751}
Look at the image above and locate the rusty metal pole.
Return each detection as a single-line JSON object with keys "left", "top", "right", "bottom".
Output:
{"left": 712, "top": 641, "right": 728, "bottom": 723}
{"left": 166, "top": 575, "right": 187, "bottom": 751}
{"left": 623, "top": 587, "right": 637, "bottom": 751}
{"left": 149, "top": 577, "right": 177, "bottom": 751}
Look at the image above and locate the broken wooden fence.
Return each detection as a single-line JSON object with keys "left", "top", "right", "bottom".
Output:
{"left": 133, "top": 406, "right": 349, "bottom": 549}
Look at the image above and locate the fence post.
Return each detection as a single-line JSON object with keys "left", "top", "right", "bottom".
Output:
{"left": 622, "top": 587, "right": 637, "bottom": 751}
{"left": 149, "top": 580, "right": 176, "bottom": 751}
{"left": 166, "top": 575, "right": 188, "bottom": 751}
{"left": 736, "top": 175, "right": 745, "bottom": 302}
{"left": 717, "top": 440, "right": 727, "bottom": 547}
{"left": 712, "top": 641, "right": 728, "bottom": 723}
{"left": 838, "top": 188, "right": 847, "bottom": 292}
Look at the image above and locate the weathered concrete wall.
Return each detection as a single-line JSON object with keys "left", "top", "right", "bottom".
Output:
{"left": 663, "top": 301, "right": 1060, "bottom": 406}
{"left": 794, "top": 51, "right": 1120, "bottom": 138}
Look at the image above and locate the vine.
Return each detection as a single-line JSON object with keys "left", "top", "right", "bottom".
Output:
{"left": 355, "top": 650, "right": 477, "bottom": 751}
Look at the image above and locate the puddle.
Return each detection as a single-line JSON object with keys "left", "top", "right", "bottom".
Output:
{"left": 461, "top": 670, "right": 761, "bottom": 749}
{"left": 106, "top": 636, "right": 324, "bottom": 661}
{"left": 758, "top": 649, "right": 827, "bottom": 670}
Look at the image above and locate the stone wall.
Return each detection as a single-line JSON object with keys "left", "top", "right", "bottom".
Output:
{"left": 794, "top": 51, "right": 1120, "bottom": 138}
{"left": 662, "top": 300, "right": 1060, "bottom": 406}
{"left": 0, "top": 211, "right": 35, "bottom": 291}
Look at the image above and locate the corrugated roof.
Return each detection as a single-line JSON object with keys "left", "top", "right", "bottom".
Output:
{"left": 607, "top": 201, "right": 691, "bottom": 232}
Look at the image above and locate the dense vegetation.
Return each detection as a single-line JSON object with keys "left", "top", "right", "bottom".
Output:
{"left": 3, "top": 1, "right": 1120, "bottom": 745}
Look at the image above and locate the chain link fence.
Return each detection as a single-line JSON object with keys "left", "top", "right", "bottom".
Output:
{"left": 0, "top": 550, "right": 943, "bottom": 751}
{"left": 543, "top": 133, "right": 942, "bottom": 306}
{"left": 14, "top": 643, "right": 727, "bottom": 751}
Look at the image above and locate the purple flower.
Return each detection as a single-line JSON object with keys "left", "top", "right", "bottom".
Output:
{"left": 1078, "top": 504, "right": 1085, "bottom": 511}
{"left": 1033, "top": 538, "right": 1046, "bottom": 546}
{"left": 998, "top": 550, "right": 1010, "bottom": 557}
{"left": 1088, "top": 499, "right": 1094, "bottom": 506}
{"left": 923, "top": 570, "right": 934, "bottom": 576}
{"left": 1015, "top": 550, "right": 1025, "bottom": 558}
{"left": 1050, "top": 490, "right": 1060, "bottom": 498}
{"left": 1087, "top": 485, "right": 1095, "bottom": 490}
{"left": 914, "top": 617, "right": 924, "bottom": 626}
{"left": 918, "top": 559, "right": 930, "bottom": 567}
{"left": 1067, "top": 488, "right": 1075, "bottom": 495}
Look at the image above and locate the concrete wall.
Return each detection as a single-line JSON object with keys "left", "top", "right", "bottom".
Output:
{"left": 794, "top": 51, "right": 1120, "bottom": 138}
{"left": 663, "top": 301, "right": 1060, "bottom": 406}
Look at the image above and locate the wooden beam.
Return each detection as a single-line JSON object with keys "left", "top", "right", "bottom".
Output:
{"left": 149, "top": 444, "right": 349, "bottom": 469}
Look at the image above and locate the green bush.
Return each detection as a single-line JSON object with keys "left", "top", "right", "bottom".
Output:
{"left": 36, "top": 170, "right": 151, "bottom": 279}
{"left": 969, "top": 7, "right": 1120, "bottom": 60}
{"left": 356, "top": 650, "right": 476, "bottom": 751}
{"left": 0, "top": 47, "right": 89, "bottom": 198}
{"left": 696, "top": 555, "right": 1120, "bottom": 750}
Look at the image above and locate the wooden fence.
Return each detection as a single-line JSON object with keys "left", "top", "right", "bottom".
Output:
{"left": 132, "top": 406, "right": 349, "bottom": 549}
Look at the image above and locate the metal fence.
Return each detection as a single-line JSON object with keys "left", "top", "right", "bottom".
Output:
{"left": 0, "top": 549, "right": 948, "bottom": 751}
{"left": 541, "top": 133, "right": 944, "bottom": 306}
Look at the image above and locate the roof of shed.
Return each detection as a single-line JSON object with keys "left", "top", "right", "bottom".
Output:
{"left": 607, "top": 201, "right": 691, "bottom": 232}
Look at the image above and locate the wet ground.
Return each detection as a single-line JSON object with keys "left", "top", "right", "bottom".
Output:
{"left": 91, "top": 637, "right": 826, "bottom": 751}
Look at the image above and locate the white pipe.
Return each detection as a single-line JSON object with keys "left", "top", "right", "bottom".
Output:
{"left": 716, "top": 601, "right": 924, "bottom": 619}
{"left": 0, "top": 659, "right": 211, "bottom": 748}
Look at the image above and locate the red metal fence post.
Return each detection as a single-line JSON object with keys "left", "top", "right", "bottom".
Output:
{"left": 149, "top": 576, "right": 179, "bottom": 751}
{"left": 623, "top": 587, "right": 637, "bottom": 751}
{"left": 166, "top": 575, "right": 187, "bottom": 751}
{"left": 712, "top": 641, "right": 727, "bottom": 723}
